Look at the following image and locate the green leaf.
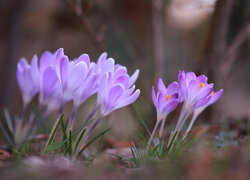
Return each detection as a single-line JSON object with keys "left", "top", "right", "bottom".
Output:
{"left": 3, "top": 108, "right": 14, "bottom": 135}
{"left": 73, "top": 129, "right": 86, "bottom": 155}
{"left": 165, "top": 131, "right": 178, "bottom": 155}
{"left": 0, "top": 117, "right": 14, "bottom": 147}
{"left": 46, "top": 114, "right": 64, "bottom": 149}
{"left": 67, "top": 130, "right": 72, "bottom": 155}
{"left": 109, "top": 153, "right": 136, "bottom": 167}
{"left": 46, "top": 142, "right": 64, "bottom": 152}
{"left": 132, "top": 141, "right": 140, "bottom": 159}
{"left": 132, "top": 104, "right": 151, "bottom": 137}
{"left": 78, "top": 128, "right": 111, "bottom": 155}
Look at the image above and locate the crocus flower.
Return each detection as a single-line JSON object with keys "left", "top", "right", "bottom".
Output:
{"left": 98, "top": 70, "right": 140, "bottom": 117}
{"left": 152, "top": 78, "right": 183, "bottom": 121}
{"left": 72, "top": 54, "right": 98, "bottom": 108}
{"left": 168, "top": 71, "right": 223, "bottom": 149}
{"left": 35, "top": 50, "right": 63, "bottom": 116}
{"left": 67, "top": 54, "right": 98, "bottom": 132}
{"left": 54, "top": 49, "right": 88, "bottom": 104}
{"left": 16, "top": 55, "right": 39, "bottom": 106}
{"left": 148, "top": 79, "right": 183, "bottom": 144}
{"left": 178, "top": 70, "right": 214, "bottom": 110}
{"left": 184, "top": 89, "right": 223, "bottom": 136}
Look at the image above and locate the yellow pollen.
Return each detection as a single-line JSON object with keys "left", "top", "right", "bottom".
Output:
{"left": 166, "top": 95, "right": 171, "bottom": 102}
{"left": 211, "top": 91, "right": 214, "bottom": 95}
{"left": 199, "top": 82, "right": 205, "bottom": 90}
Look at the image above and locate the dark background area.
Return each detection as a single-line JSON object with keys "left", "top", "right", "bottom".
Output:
{"left": 0, "top": 0, "right": 249, "bottom": 139}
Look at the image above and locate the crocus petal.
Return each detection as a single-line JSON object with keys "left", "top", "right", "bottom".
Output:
{"left": 97, "top": 52, "right": 107, "bottom": 65}
{"left": 187, "top": 80, "right": 199, "bottom": 100}
{"left": 115, "top": 74, "right": 130, "bottom": 89}
{"left": 207, "top": 89, "right": 223, "bottom": 106}
{"left": 39, "top": 51, "right": 54, "bottom": 73}
{"left": 97, "top": 73, "right": 108, "bottom": 106}
{"left": 55, "top": 48, "right": 64, "bottom": 61}
{"left": 151, "top": 86, "right": 157, "bottom": 107}
{"left": 105, "top": 84, "right": 124, "bottom": 111}
{"left": 129, "top": 69, "right": 139, "bottom": 87}
{"left": 64, "top": 62, "right": 87, "bottom": 100}
{"left": 59, "top": 57, "right": 69, "bottom": 88}
{"left": 113, "top": 89, "right": 140, "bottom": 110}
{"left": 162, "top": 100, "right": 180, "bottom": 114}
{"left": 166, "top": 81, "right": 179, "bottom": 95}
{"left": 195, "top": 85, "right": 213, "bottom": 101}
{"left": 30, "top": 55, "right": 39, "bottom": 86}
{"left": 76, "top": 54, "right": 90, "bottom": 67}
{"left": 186, "top": 72, "right": 196, "bottom": 84}
{"left": 115, "top": 66, "right": 127, "bottom": 78}
{"left": 178, "top": 71, "right": 188, "bottom": 97}
{"left": 40, "top": 67, "right": 59, "bottom": 103}
{"left": 157, "top": 92, "right": 166, "bottom": 111}
{"left": 193, "top": 96, "right": 211, "bottom": 109}
{"left": 17, "top": 58, "right": 28, "bottom": 72}
{"left": 157, "top": 78, "right": 167, "bottom": 92}
{"left": 197, "top": 75, "right": 208, "bottom": 83}
{"left": 102, "top": 58, "right": 115, "bottom": 74}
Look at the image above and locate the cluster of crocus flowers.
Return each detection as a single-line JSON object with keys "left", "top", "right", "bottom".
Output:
{"left": 16, "top": 48, "right": 140, "bottom": 150}
{"left": 150, "top": 71, "right": 223, "bottom": 147}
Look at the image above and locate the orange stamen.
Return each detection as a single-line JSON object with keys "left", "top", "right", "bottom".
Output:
{"left": 199, "top": 82, "right": 205, "bottom": 90}
{"left": 211, "top": 91, "right": 214, "bottom": 95}
{"left": 166, "top": 95, "right": 171, "bottom": 102}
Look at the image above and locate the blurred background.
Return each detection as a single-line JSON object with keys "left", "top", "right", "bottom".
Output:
{"left": 0, "top": 0, "right": 249, "bottom": 140}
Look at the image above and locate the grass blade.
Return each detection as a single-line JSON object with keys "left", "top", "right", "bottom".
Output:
{"left": 165, "top": 131, "right": 178, "bottom": 155}
{"left": 78, "top": 128, "right": 111, "bottom": 155}
{"left": 109, "top": 153, "right": 136, "bottom": 167}
{"left": 0, "top": 119, "right": 14, "bottom": 147}
{"left": 46, "top": 142, "right": 64, "bottom": 152}
{"left": 73, "top": 129, "right": 86, "bottom": 155}
{"left": 3, "top": 108, "right": 14, "bottom": 134}
{"left": 46, "top": 114, "right": 64, "bottom": 149}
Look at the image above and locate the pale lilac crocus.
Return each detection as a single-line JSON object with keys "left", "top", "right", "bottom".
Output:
{"left": 97, "top": 70, "right": 140, "bottom": 117}
{"left": 54, "top": 49, "right": 88, "bottom": 105}
{"left": 175, "top": 71, "right": 214, "bottom": 131}
{"left": 149, "top": 79, "right": 183, "bottom": 145}
{"left": 16, "top": 55, "right": 39, "bottom": 120}
{"left": 16, "top": 55, "right": 39, "bottom": 106}
{"left": 75, "top": 63, "right": 140, "bottom": 154}
{"left": 38, "top": 51, "right": 62, "bottom": 115}
{"left": 168, "top": 71, "right": 222, "bottom": 149}
{"left": 67, "top": 54, "right": 98, "bottom": 132}
{"left": 184, "top": 89, "right": 223, "bottom": 137}
{"left": 82, "top": 52, "right": 117, "bottom": 124}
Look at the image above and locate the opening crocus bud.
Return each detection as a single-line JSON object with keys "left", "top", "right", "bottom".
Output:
{"left": 16, "top": 55, "right": 39, "bottom": 106}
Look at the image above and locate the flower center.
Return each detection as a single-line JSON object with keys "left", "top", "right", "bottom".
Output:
{"left": 166, "top": 95, "right": 171, "bottom": 102}
{"left": 199, "top": 82, "right": 205, "bottom": 90}
{"left": 211, "top": 91, "right": 214, "bottom": 95}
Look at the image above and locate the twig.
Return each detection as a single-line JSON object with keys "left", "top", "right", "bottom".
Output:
{"left": 152, "top": 0, "right": 164, "bottom": 82}
{"left": 65, "top": 0, "right": 104, "bottom": 52}
{"left": 220, "top": 15, "right": 250, "bottom": 77}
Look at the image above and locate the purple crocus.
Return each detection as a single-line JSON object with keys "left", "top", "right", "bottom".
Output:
{"left": 149, "top": 78, "right": 183, "bottom": 144}
{"left": 67, "top": 54, "right": 98, "bottom": 132}
{"left": 75, "top": 57, "right": 140, "bottom": 154}
{"left": 168, "top": 71, "right": 223, "bottom": 149}
{"left": 72, "top": 54, "right": 98, "bottom": 108}
{"left": 184, "top": 89, "right": 223, "bottom": 136}
{"left": 173, "top": 71, "right": 214, "bottom": 135}
{"left": 16, "top": 55, "right": 39, "bottom": 106}
{"left": 152, "top": 78, "right": 183, "bottom": 121}
{"left": 98, "top": 70, "right": 140, "bottom": 117}
{"left": 178, "top": 70, "right": 214, "bottom": 110}
{"left": 54, "top": 49, "right": 88, "bottom": 105}
{"left": 38, "top": 51, "right": 62, "bottom": 114}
